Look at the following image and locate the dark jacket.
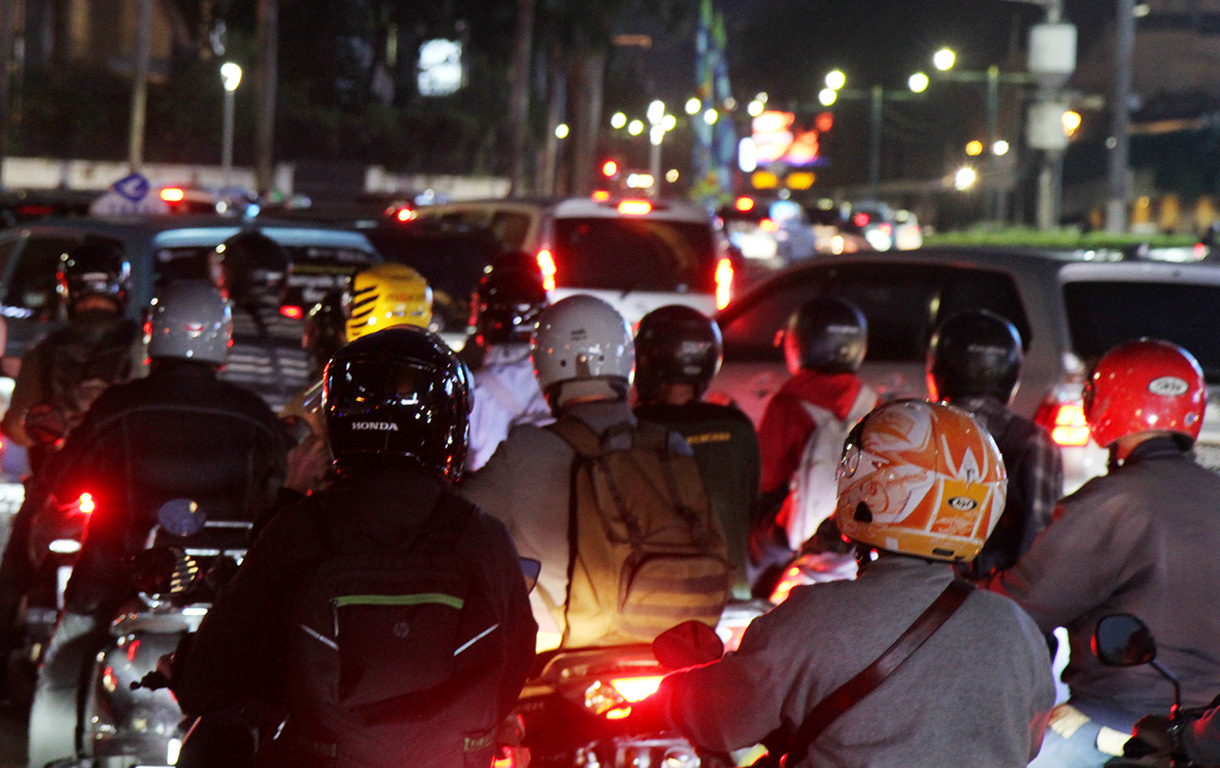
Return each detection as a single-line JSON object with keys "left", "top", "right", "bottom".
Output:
{"left": 47, "top": 360, "right": 285, "bottom": 614}
{"left": 172, "top": 460, "right": 537, "bottom": 767}
{"left": 635, "top": 400, "right": 760, "bottom": 598}
{"left": 990, "top": 437, "right": 1220, "bottom": 723}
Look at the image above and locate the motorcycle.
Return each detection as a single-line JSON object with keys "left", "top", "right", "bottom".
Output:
{"left": 27, "top": 499, "right": 250, "bottom": 768}
{"left": 1093, "top": 612, "right": 1208, "bottom": 768}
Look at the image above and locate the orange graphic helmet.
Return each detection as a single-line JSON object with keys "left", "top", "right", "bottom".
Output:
{"left": 835, "top": 400, "right": 1007, "bottom": 563}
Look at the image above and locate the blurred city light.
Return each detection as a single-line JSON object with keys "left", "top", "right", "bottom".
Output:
{"left": 220, "top": 62, "right": 243, "bottom": 92}
{"left": 666, "top": 169, "right": 679, "bottom": 183}
{"left": 601, "top": 159, "right": 618, "bottom": 177}
{"left": 954, "top": 166, "right": 978, "bottom": 190}
{"left": 908, "top": 72, "right": 929, "bottom": 93}
{"left": 662, "top": 114, "right": 677, "bottom": 131}
{"left": 554, "top": 123, "right": 569, "bottom": 139}
{"left": 647, "top": 100, "right": 666, "bottom": 125}
{"left": 933, "top": 48, "right": 956, "bottom": 71}
{"left": 685, "top": 98, "right": 701, "bottom": 115}
{"left": 610, "top": 112, "right": 627, "bottom": 129}
{"left": 818, "top": 88, "right": 837, "bottom": 106}
{"left": 703, "top": 109, "right": 719, "bottom": 125}
{"left": 1062, "top": 110, "right": 1082, "bottom": 137}
{"left": 825, "top": 70, "right": 846, "bottom": 90}
{"left": 650, "top": 125, "right": 665, "bottom": 146}
{"left": 992, "top": 139, "right": 1010, "bottom": 155}
{"left": 756, "top": 92, "right": 769, "bottom": 104}
{"left": 627, "top": 119, "right": 644, "bottom": 136}
{"left": 966, "top": 140, "right": 984, "bottom": 156}
{"left": 747, "top": 100, "right": 764, "bottom": 117}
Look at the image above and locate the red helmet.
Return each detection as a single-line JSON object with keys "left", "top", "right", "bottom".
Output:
{"left": 1083, "top": 339, "right": 1205, "bottom": 449}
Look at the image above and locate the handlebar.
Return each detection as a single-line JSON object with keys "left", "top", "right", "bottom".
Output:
{"left": 131, "top": 670, "right": 171, "bottom": 691}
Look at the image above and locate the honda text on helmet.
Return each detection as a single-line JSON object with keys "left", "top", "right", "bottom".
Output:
{"left": 345, "top": 262, "right": 433, "bottom": 342}
{"left": 634, "top": 305, "right": 723, "bottom": 403}
{"left": 1083, "top": 338, "right": 1205, "bottom": 449}
{"left": 145, "top": 280, "right": 232, "bottom": 365}
{"left": 532, "top": 294, "right": 634, "bottom": 410}
{"left": 835, "top": 399, "right": 1008, "bottom": 563}
{"left": 58, "top": 242, "right": 131, "bottom": 316}
{"left": 785, "top": 296, "right": 868, "bottom": 375}
{"left": 927, "top": 309, "right": 1024, "bottom": 404}
{"left": 473, "top": 255, "right": 548, "bottom": 346}
{"left": 324, "top": 325, "right": 472, "bottom": 480}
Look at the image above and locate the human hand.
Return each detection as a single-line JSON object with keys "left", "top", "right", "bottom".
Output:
{"left": 284, "top": 432, "right": 331, "bottom": 494}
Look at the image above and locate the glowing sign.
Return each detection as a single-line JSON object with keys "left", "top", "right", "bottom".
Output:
{"left": 752, "top": 110, "right": 821, "bottom": 168}
{"left": 418, "top": 39, "right": 463, "bottom": 96}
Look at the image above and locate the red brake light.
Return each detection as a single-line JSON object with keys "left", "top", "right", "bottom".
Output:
{"left": 759, "top": 218, "right": 778, "bottom": 232}
{"left": 853, "top": 212, "right": 870, "bottom": 227}
{"left": 610, "top": 675, "right": 663, "bottom": 702}
{"left": 1041, "top": 401, "right": 1091, "bottom": 447}
{"left": 735, "top": 196, "right": 755, "bottom": 212}
{"left": 601, "top": 160, "right": 619, "bottom": 178}
{"left": 491, "top": 748, "right": 516, "bottom": 768}
{"left": 159, "top": 187, "right": 186, "bottom": 203}
{"left": 536, "top": 249, "right": 557, "bottom": 291}
{"left": 279, "top": 305, "right": 304, "bottom": 320}
{"left": 393, "top": 206, "right": 415, "bottom": 222}
{"left": 715, "top": 257, "right": 734, "bottom": 310}
{"left": 617, "top": 199, "right": 652, "bottom": 216}
{"left": 78, "top": 493, "right": 95, "bottom": 515}
{"left": 592, "top": 190, "right": 611, "bottom": 202}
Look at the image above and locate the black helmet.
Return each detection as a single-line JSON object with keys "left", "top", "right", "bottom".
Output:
{"left": 634, "top": 305, "right": 723, "bottom": 403}
{"left": 211, "top": 230, "right": 289, "bottom": 305}
{"left": 58, "top": 242, "right": 130, "bottom": 316}
{"left": 927, "top": 309, "right": 1024, "bottom": 404}
{"left": 303, "top": 290, "right": 347, "bottom": 373}
{"left": 473, "top": 254, "right": 548, "bottom": 345}
{"left": 324, "top": 326, "right": 472, "bottom": 480}
{"left": 784, "top": 297, "right": 867, "bottom": 374}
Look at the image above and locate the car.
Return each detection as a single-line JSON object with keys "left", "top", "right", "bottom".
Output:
{"left": 708, "top": 246, "right": 1220, "bottom": 493}
{"left": 412, "top": 196, "right": 733, "bottom": 325}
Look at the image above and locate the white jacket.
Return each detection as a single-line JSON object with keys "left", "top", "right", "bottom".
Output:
{"left": 467, "top": 344, "right": 552, "bottom": 472}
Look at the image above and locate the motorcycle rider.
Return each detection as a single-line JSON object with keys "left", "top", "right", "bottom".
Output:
{"left": 752, "top": 296, "right": 876, "bottom": 591}
{"left": 464, "top": 295, "right": 721, "bottom": 651}
{"left": 466, "top": 255, "right": 551, "bottom": 472}
{"left": 633, "top": 305, "right": 759, "bottom": 598}
{"left": 642, "top": 399, "right": 1055, "bottom": 767}
{"left": 170, "top": 326, "right": 537, "bottom": 767}
{"left": 27, "top": 280, "right": 286, "bottom": 768}
{"left": 989, "top": 339, "right": 1220, "bottom": 768}
{"left": 926, "top": 309, "right": 1063, "bottom": 578}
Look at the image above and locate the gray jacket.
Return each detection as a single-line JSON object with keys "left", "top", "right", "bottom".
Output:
{"left": 992, "top": 437, "right": 1220, "bottom": 723}
{"left": 462, "top": 398, "right": 688, "bottom": 649}
{"left": 656, "top": 556, "right": 1055, "bottom": 768}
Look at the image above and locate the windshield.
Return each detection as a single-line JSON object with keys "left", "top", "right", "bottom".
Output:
{"left": 551, "top": 217, "right": 714, "bottom": 293}
{"left": 1064, "top": 280, "right": 1220, "bottom": 381}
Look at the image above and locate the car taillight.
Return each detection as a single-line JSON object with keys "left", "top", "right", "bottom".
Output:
{"left": 159, "top": 187, "right": 186, "bottom": 203}
{"left": 77, "top": 493, "right": 95, "bottom": 515}
{"left": 715, "top": 257, "right": 734, "bottom": 310}
{"left": 853, "top": 212, "right": 870, "bottom": 227}
{"left": 536, "top": 249, "right": 557, "bottom": 291}
{"left": 591, "top": 190, "right": 611, "bottom": 202}
{"left": 279, "top": 305, "right": 304, "bottom": 320}
{"left": 617, "top": 199, "right": 652, "bottom": 215}
{"left": 1039, "top": 400, "right": 1091, "bottom": 447}
{"left": 759, "top": 218, "right": 778, "bottom": 232}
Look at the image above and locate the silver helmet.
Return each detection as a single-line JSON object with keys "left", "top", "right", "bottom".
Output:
{"left": 532, "top": 294, "right": 634, "bottom": 408}
{"left": 147, "top": 280, "right": 232, "bottom": 365}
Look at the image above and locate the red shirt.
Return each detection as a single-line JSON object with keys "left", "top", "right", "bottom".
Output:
{"left": 757, "top": 370, "right": 864, "bottom": 494}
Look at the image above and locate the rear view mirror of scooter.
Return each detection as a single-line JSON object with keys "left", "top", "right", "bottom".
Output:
{"left": 1093, "top": 613, "right": 1181, "bottom": 716}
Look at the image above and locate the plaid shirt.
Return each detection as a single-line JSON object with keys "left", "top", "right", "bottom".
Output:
{"left": 957, "top": 395, "right": 1064, "bottom": 576}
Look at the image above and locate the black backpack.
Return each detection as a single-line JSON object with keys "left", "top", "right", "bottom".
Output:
{"left": 43, "top": 320, "right": 140, "bottom": 429}
{"left": 285, "top": 492, "right": 505, "bottom": 766}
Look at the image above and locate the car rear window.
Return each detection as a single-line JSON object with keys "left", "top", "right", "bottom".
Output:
{"left": 1064, "top": 280, "right": 1220, "bottom": 380}
{"left": 721, "top": 263, "right": 1030, "bottom": 363}
{"left": 551, "top": 217, "right": 714, "bottom": 293}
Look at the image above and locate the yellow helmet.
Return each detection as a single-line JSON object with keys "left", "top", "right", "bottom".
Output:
{"left": 345, "top": 263, "right": 433, "bottom": 342}
{"left": 835, "top": 400, "right": 1007, "bottom": 563}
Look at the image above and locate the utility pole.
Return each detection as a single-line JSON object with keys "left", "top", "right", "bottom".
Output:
{"left": 506, "top": 0, "right": 535, "bottom": 195}
{"left": 254, "top": 0, "right": 278, "bottom": 193}
{"left": 868, "top": 85, "right": 882, "bottom": 200}
{"left": 1106, "top": 0, "right": 1135, "bottom": 233}
{"left": 0, "top": 0, "right": 12, "bottom": 187}
{"left": 127, "top": 0, "right": 153, "bottom": 171}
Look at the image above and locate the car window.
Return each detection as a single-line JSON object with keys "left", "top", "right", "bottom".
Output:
{"left": 3, "top": 237, "right": 81, "bottom": 317}
{"left": 720, "top": 263, "right": 1030, "bottom": 363}
{"left": 551, "top": 217, "right": 714, "bottom": 292}
{"left": 1064, "top": 280, "right": 1220, "bottom": 380}
{"left": 489, "top": 211, "right": 531, "bottom": 252}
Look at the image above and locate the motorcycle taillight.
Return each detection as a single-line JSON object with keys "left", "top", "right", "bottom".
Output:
{"left": 583, "top": 675, "right": 663, "bottom": 719}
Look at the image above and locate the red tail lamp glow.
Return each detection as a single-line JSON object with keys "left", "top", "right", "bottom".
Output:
{"left": 536, "top": 250, "right": 557, "bottom": 291}
{"left": 279, "top": 305, "right": 304, "bottom": 320}
{"left": 592, "top": 190, "right": 611, "bottom": 202}
{"left": 715, "top": 257, "right": 734, "bottom": 310}
{"left": 491, "top": 747, "right": 516, "bottom": 768}
{"left": 159, "top": 187, "right": 186, "bottom": 203}
{"left": 853, "top": 212, "right": 870, "bottom": 227}
{"left": 735, "top": 196, "right": 755, "bottom": 212}
{"left": 393, "top": 206, "right": 415, "bottom": 222}
{"left": 1046, "top": 402, "right": 1091, "bottom": 447}
{"left": 610, "top": 675, "right": 663, "bottom": 702}
{"left": 601, "top": 160, "right": 619, "bottom": 178}
{"left": 78, "top": 493, "right": 95, "bottom": 515}
{"left": 617, "top": 199, "right": 653, "bottom": 216}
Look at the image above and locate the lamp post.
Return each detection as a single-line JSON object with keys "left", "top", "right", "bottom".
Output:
{"left": 220, "top": 62, "right": 243, "bottom": 190}
{"left": 821, "top": 70, "right": 926, "bottom": 200}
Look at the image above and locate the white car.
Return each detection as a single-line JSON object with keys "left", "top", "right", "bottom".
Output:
{"left": 709, "top": 246, "right": 1220, "bottom": 493}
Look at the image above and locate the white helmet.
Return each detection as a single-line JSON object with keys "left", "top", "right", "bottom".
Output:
{"left": 532, "top": 295, "right": 634, "bottom": 407}
{"left": 147, "top": 280, "right": 233, "bottom": 365}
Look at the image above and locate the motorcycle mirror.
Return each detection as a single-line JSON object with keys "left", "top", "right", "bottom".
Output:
{"left": 519, "top": 558, "right": 541, "bottom": 594}
{"left": 1093, "top": 613, "right": 1157, "bottom": 667}
{"left": 127, "top": 546, "right": 199, "bottom": 596}
{"left": 157, "top": 499, "right": 207, "bottom": 538}
{"left": 653, "top": 620, "right": 725, "bottom": 671}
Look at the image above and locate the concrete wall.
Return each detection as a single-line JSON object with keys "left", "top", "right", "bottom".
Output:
{"left": 0, "top": 157, "right": 509, "bottom": 201}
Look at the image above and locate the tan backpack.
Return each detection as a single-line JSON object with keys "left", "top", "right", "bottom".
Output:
{"left": 548, "top": 418, "right": 730, "bottom": 648}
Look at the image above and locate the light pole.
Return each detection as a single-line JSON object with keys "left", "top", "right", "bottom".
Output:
{"left": 821, "top": 70, "right": 926, "bottom": 200}
{"left": 220, "top": 62, "right": 243, "bottom": 190}
{"left": 647, "top": 100, "right": 677, "bottom": 197}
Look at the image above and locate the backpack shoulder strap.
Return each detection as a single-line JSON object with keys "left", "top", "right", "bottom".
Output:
{"left": 785, "top": 580, "right": 974, "bottom": 764}
{"left": 546, "top": 416, "right": 605, "bottom": 458}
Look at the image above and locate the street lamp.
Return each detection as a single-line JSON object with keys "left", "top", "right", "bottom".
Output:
{"left": 825, "top": 70, "right": 846, "bottom": 90}
{"left": 954, "top": 165, "right": 978, "bottom": 191}
{"left": 610, "top": 112, "right": 627, "bottom": 129}
{"left": 933, "top": 48, "right": 956, "bottom": 72}
{"left": 220, "top": 62, "right": 242, "bottom": 190}
{"left": 818, "top": 88, "right": 837, "bottom": 107}
{"left": 908, "top": 72, "right": 929, "bottom": 93}
{"left": 647, "top": 100, "right": 671, "bottom": 197}
{"left": 684, "top": 98, "right": 701, "bottom": 115}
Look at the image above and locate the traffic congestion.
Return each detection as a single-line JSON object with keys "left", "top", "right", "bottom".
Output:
{"left": 0, "top": 1, "right": 1217, "bottom": 768}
